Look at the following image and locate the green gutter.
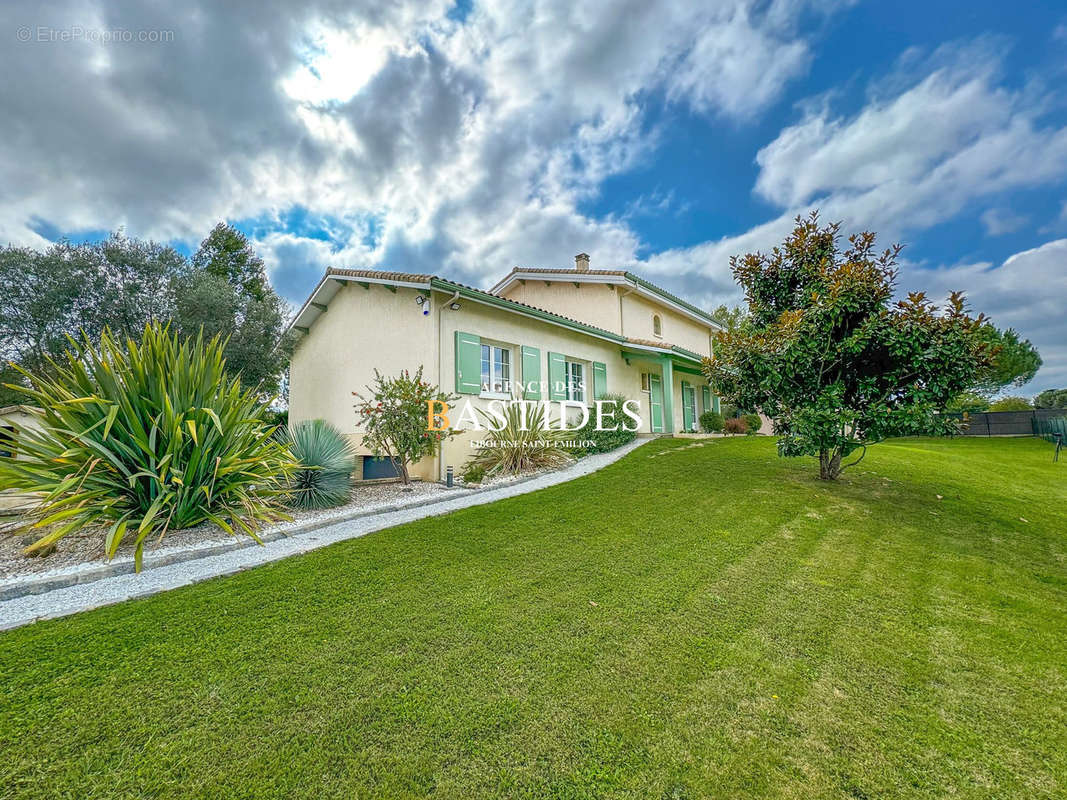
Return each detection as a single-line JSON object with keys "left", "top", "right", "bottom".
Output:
{"left": 430, "top": 278, "right": 628, "bottom": 344}
{"left": 624, "top": 272, "right": 724, "bottom": 328}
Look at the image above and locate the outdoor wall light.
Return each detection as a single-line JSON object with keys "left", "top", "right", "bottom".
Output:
{"left": 414, "top": 295, "right": 426, "bottom": 305}
{"left": 449, "top": 302, "right": 461, "bottom": 310}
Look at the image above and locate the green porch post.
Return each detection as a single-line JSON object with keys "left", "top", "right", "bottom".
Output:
{"left": 660, "top": 356, "right": 675, "bottom": 434}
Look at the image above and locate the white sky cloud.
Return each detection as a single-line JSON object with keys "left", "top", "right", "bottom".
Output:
{"left": 1, "top": 2, "right": 1064, "bottom": 389}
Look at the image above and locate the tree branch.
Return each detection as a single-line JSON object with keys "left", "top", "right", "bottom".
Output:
{"left": 838, "top": 444, "right": 867, "bottom": 474}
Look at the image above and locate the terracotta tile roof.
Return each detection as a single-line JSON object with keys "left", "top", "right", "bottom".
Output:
{"left": 510, "top": 267, "right": 629, "bottom": 277}
{"left": 327, "top": 267, "right": 434, "bottom": 283}
{"left": 625, "top": 337, "right": 671, "bottom": 349}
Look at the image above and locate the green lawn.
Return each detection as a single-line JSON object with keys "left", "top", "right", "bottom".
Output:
{"left": 1, "top": 437, "right": 1065, "bottom": 799}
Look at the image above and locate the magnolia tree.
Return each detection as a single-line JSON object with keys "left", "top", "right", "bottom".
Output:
{"left": 353, "top": 367, "right": 457, "bottom": 484}
{"left": 705, "top": 213, "right": 992, "bottom": 480}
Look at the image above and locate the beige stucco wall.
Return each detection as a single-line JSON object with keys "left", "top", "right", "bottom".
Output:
{"left": 288, "top": 279, "right": 719, "bottom": 483}
{"left": 288, "top": 281, "right": 439, "bottom": 480}
{"left": 435, "top": 289, "right": 651, "bottom": 478}
{"left": 498, "top": 280, "right": 622, "bottom": 333}
{"left": 498, "top": 278, "right": 715, "bottom": 357}
{"left": 619, "top": 292, "right": 713, "bottom": 356}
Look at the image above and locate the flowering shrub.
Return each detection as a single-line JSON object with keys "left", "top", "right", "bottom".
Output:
{"left": 353, "top": 367, "right": 457, "bottom": 484}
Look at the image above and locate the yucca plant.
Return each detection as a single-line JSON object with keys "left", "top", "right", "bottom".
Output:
{"left": 0, "top": 324, "right": 297, "bottom": 570}
{"left": 464, "top": 401, "right": 574, "bottom": 478}
{"left": 277, "top": 419, "right": 356, "bottom": 509}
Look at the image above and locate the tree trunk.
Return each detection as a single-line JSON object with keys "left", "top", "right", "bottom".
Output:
{"left": 398, "top": 460, "right": 410, "bottom": 485}
{"left": 818, "top": 449, "right": 843, "bottom": 480}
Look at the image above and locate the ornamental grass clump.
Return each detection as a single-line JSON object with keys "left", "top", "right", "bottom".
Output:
{"left": 278, "top": 420, "right": 356, "bottom": 509}
{"left": 464, "top": 401, "right": 574, "bottom": 477}
{"left": 0, "top": 324, "right": 297, "bottom": 570}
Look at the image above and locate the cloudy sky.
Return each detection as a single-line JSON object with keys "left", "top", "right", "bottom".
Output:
{"left": 3, "top": 0, "right": 1066, "bottom": 391}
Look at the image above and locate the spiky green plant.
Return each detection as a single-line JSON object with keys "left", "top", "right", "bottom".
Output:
{"left": 464, "top": 401, "right": 574, "bottom": 478}
{"left": 0, "top": 324, "right": 297, "bottom": 569}
{"left": 277, "top": 420, "right": 356, "bottom": 509}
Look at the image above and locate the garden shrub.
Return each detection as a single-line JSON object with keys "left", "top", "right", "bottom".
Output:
{"left": 460, "top": 462, "right": 487, "bottom": 485}
{"left": 278, "top": 419, "right": 356, "bottom": 509}
{"left": 743, "top": 413, "right": 763, "bottom": 434}
{"left": 570, "top": 394, "right": 637, "bottom": 455}
{"left": 0, "top": 324, "right": 296, "bottom": 569}
{"left": 699, "top": 410, "right": 724, "bottom": 433}
{"left": 724, "top": 417, "right": 747, "bottom": 435}
{"left": 465, "top": 401, "right": 574, "bottom": 477}
{"left": 353, "top": 367, "right": 456, "bottom": 485}
{"left": 720, "top": 403, "right": 738, "bottom": 420}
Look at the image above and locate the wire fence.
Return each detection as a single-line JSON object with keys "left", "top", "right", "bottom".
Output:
{"left": 1033, "top": 415, "right": 1067, "bottom": 443}
{"left": 942, "top": 408, "right": 1066, "bottom": 436}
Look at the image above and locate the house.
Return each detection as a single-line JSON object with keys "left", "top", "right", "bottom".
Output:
{"left": 287, "top": 254, "right": 722, "bottom": 482}
{"left": 0, "top": 405, "right": 43, "bottom": 514}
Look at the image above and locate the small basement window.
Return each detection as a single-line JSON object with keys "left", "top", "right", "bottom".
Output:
{"left": 362, "top": 456, "right": 400, "bottom": 481}
{"left": 652, "top": 314, "right": 662, "bottom": 337}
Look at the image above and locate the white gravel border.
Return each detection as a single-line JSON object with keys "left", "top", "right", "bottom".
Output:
{"left": 0, "top": 438, "right": 651, "bottom": 631}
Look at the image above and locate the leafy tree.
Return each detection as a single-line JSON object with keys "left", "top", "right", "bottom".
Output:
{"left": 1034, "top": 388, "right": 1067, "bottom": 409}
{"left": 174, "top": 268, "right": 294, "bottom": 395}
{"left": 353, "top": 367, "right": 457, "bottom": 484}
{"left": 970, "top": 325, "right": 1041, "bottom": 397}
{"left": 711, "top": 304, "right": 751, "bottom": 333}
{"left": 987, "top": 396, "right": 1032, "bottom": 412}
{"left": 192, "top": 222, "right": 269, "bottom": 301}
{"left": 1, "top": 225, "right": 293, "bottom": 401}
{"left": 0, "top": 234, "right": 188, "bottom": 404}
{"left": 705, "top": 213, "right": 991, "bottom": 480}
{"left": 944, "top": 392, "right": 990, "bottom": 414}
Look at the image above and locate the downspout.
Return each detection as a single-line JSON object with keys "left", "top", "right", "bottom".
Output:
{"left": 435, "top": 290, "right": 460, "bottom": 481}
{"left": 618, "top": 286, "right": 635, "bottom": 335}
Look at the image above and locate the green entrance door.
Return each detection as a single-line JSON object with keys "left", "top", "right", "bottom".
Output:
{"left": 682, "top": 382, "right": 696, "bottom": 432}
{"left": 648, "top": 373, "right": 664, "bottom": 433}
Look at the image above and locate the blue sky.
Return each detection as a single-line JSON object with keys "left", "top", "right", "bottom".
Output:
{"left": 2, "top": 0, "right": 1066, "bottom": 390}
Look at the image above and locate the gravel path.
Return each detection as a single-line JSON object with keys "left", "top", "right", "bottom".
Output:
{"left": 0, "top": 439, "right": 651, "bottom": 631}
{"left": 0, "top": 481, "right": 448, "bottom": 580}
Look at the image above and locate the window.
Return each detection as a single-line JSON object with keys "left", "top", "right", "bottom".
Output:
{"left": 652, "top": 314, "right": 662, "bottom": 337}
{"left": 0, "top": 426, "right": 15, "bottom": 459}
{"left": 641, "top": 373, "right": 650, "bottom": 392}
{"left": 480, "top": 343, "right": 511, "bottom": 395}
{"left": 565, "top": 360, "right": 584, "bottom": 402}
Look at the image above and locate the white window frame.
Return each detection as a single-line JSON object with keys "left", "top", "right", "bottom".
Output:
{"left": 565, "top": 360, "right": 585, "bottom": 403}
{"left": 480, "top": 342, "right": 512, "bottom": 398}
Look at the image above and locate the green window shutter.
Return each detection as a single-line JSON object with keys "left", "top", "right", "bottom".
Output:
{"left": 455, "top": 331, "right": 481, "bottom": 394}
{"left": 713, "top": 394, "right": 720, "bottom": 414}
{"left": 521, "top": 346, "right": 541, "bottom": 399}
{"left": 592, "top": 361, "right": 607, "bottom": 399}
{"left": 702, "top": 385, "right": 711, "bottom": 414}
{"left": 547, "top": 352, "right": 566, "bottom": 401}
